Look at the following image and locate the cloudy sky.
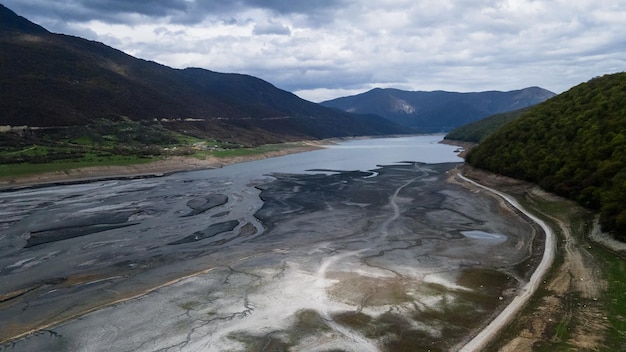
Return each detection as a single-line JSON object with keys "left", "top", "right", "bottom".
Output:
{"left": 3, "top": 0, "right": 625, "bottom": 102}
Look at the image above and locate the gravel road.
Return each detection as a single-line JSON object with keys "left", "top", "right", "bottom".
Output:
{"left": 456, "top": 173, "right": 556, "bottom": 352}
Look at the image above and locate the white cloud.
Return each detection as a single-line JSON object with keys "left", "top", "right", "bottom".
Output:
{"left": 253, "top": 20, "right": 291, "bottom": 36}
{"left": 3, "top": 0, "right": 625, "bottom": 101}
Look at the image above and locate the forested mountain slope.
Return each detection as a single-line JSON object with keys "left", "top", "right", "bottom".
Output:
{"left": 444, "top": 107, "right": 532, "bottom": 143}
{"left": 467, "top": 73, "right": 626, "bottom": 240}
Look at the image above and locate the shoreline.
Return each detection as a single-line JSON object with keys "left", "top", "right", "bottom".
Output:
{"left": 0, "top": 133, "right": 440, "bottom": 191}
{"left": 0, "top": 143, "right": 324, "bottom": 191}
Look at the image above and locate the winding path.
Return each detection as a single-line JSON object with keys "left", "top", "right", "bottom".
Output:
{"left": 310, "top": 172, "right": 424, "bottom": 351}
{"left": 456, "top": 173, "right": 556, "bottom": 352}
{"left": 379, "top": 175, "right": 420, "bottom": 240}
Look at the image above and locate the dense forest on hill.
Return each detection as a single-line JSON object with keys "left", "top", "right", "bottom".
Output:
{"left": 467, "top": 73, "right": 626, "bottom": 240}
{"left": 444, "top": 107, "right": 532, "bottom": 142}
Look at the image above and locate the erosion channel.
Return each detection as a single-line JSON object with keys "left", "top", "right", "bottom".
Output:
{"left": 0, "top": 136, "right": 544, "bottom": 351}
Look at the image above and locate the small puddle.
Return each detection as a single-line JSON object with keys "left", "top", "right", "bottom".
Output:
{"left": 461, "top": 230, "right": 507, "bottom": 243}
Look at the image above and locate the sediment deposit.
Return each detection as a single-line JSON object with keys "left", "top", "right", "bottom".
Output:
{"left": 0, "top": 160, "right": 542, "bottom": 351}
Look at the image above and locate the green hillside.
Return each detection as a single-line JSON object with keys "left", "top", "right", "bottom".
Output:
{"left": 444, "top": 107, "right": 532, "bottom": 142}
{"left": 467, "top": 73, "right": 626, "bottom": 240}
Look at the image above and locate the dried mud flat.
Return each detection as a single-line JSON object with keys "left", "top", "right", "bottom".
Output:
{"left": 1, "top": 162, "right": 545, "bottom": 351}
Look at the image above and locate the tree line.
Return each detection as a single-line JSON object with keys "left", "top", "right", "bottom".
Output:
{"left": 467, "top": 73, "right": 626, "bottom": 241}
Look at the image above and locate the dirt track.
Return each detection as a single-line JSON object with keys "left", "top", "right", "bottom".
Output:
{"left": 498, "top": 188, "right": 609, "bottom": 352}
{"left": 459, "top": 166, "right": 613, "bottom": 352}
{"left": 454, "top": 173, "right": 555, "bottom": 352}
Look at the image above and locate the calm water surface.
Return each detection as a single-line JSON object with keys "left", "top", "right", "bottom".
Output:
{"left": 184, "top": 134, "right": 462, "bottom": 177}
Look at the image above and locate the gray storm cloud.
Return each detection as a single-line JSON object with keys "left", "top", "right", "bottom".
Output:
{"left": 3, "top": 0, "right": 625, "bottom": 101}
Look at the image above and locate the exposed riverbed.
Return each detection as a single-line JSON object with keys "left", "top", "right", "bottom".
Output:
{"left": 0, "top": 136, "right": 543, "bottom": 351}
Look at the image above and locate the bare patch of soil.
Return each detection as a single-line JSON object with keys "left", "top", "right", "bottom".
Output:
{"left": 522, "top": 190, "right": 608, "bottom": 351}
{"left": 460, "top": 165, "right": 611, "bottom": 351}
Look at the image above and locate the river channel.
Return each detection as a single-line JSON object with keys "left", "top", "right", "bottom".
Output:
{"left": 0, "top": 135, "right": 542, "bottom": 351}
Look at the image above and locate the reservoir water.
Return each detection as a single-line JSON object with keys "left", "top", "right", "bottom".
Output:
{"left": 0, "top": 135, "right": 540, "bottom": 351}
{"left": 184, "top": 134, "right": 463, "bottom": 175}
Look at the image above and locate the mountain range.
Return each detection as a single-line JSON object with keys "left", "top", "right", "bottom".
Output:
{"left": 321, "top": 87, "right": 555, "bottom": 133}
{"left": 0, "top": 4, "right": 409, "bottom": 144}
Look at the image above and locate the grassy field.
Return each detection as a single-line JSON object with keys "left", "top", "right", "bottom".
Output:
{"left": 0, "top": 155, "right": 157, "bottom": 178}
{"left": 0, "top": 119, "right": 310, "bottom": 178}
{"left": 0, "top": 137, "right": 309, "bottom": 180}
{"left": 592, "top": 240, "right": 626, "bottom": 348}
{"left": 0, "top": 119, "right": 318, "bottom": 180}
{"left": 193, "top": 143, "right": 302, "bottom": 158}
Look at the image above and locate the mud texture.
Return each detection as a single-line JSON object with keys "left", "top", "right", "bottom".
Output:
{"left": 0, "top": 162, "right": 542, "bottom": 351}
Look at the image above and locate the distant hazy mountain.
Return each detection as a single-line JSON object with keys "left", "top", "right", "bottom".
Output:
{"left": 0, "top": 4, "right": 410, "bottom": 144}
{"left": 321, "top": 87, "right": 555, "bottom": 133}
{"left": 467, "top": 72, "right": 626, "bottom": 240}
